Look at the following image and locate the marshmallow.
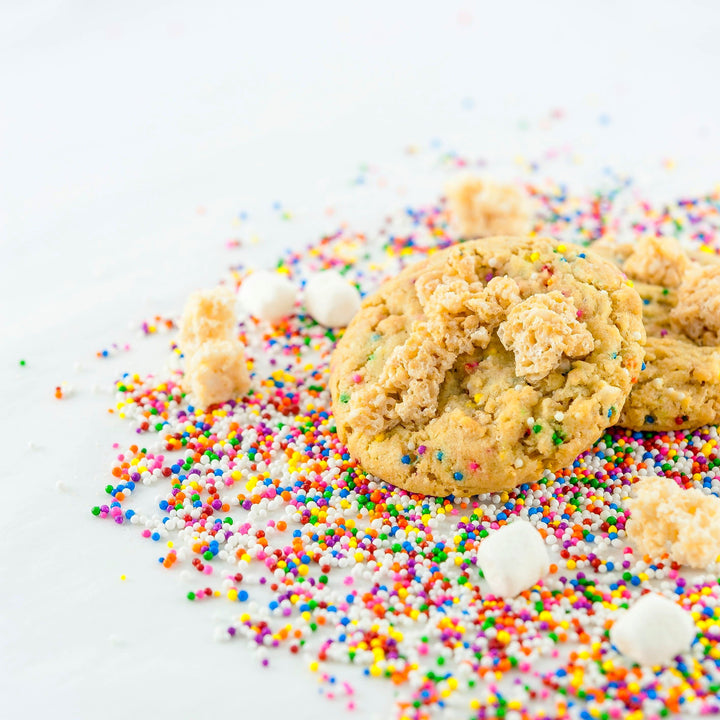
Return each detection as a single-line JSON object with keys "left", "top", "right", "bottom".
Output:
{"left": 476, "top": 520, "right": 549, "bottom": 597}
{"left": 238, "top": 271, "right": 298, "bottom": 322}
{"left": 184, "top": 339, "right": 250, "bottom": 407}
{"left": 610, "top": 593, "right": 695, "bottom": 666}
{"left": 304, "top": 271, "right": 361, "bottom": 327}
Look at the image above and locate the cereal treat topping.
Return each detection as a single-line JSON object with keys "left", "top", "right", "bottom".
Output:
{"left": 497, "top": 292, "right": 594, "bottom": 383}
{"left": 330, "top": 237, "right": 645, "bottom": 496}
{"left": 670, "top": 264, "right": 720, "bottom": 345}
{"left": 179, "top": 286, "right": 250, "bottom": 408}
{"left": 622, "top": 236, "right": 690, "bottom": 287}
{"left": 446, "top": 176, "right": 530, "bottom": 238}
{"left": 627, "top": 475, "right": 720, "bottom": 569}
{"left": 179, "top": 287, "right": 237, "bottom": 356}
{"left": 184, "top": 340, "right": 250, "bottom": 407}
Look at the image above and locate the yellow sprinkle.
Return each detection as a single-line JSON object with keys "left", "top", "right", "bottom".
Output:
{"left": 120, "top": 575, "right": 126, "bottom": 581}
{"left": 530, "top": 251, "right": 540, "bottom": 261}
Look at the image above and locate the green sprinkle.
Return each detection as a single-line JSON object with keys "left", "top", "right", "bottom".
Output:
{"left": 19, "top": 359, "right": 26, "bottom": 366}
{"left": 532, "top": 424, "right": 542, "bottom": 433}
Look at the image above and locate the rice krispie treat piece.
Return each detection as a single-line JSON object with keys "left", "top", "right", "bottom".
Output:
{"left": 330, "top": 237, "right": 644, "bottom": 496}
{"left": 179, "top": 286, "right": 250, "bottom": 408}
{"left": 183, "top": 339, "right": 250, "bottom": 408}
{"left": 445, "top": 176, "right": 530, "bottom": 238}
{"left": 179, "top": 287, "right": 237, "bottom": 357}
{"left": 622, "top": 236, "right": 690, "bottom": 288}
{"left": 627, "top": 475, "right": 720, "bottom": 569}
{"left": 497, "top": 292, "right": 595, "bottom": 383}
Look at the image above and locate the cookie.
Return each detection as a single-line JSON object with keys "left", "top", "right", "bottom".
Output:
{"left": 591, "top": 237, "right": 720, "bottom": 431}
{"left": 330, "top": 237, "right": 645, "bottom": 496}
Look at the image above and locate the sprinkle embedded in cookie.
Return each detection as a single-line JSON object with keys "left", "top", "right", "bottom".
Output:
{"left": 627, "top": 475, "right": 720, "bottom": 569}
{"left": 445, "top": 175, "right": 530, "bottom": 238}
{"left": 330, "top": 237, "right": 645, "bottom": 496}
{"left": 670, "top": 264, "right": 720, "bottom": 345}
{"left": 497, "top": 291, "right": 594, "bottom": 383}
{"left": 622, "top": 236, "right": 690, "bottom": 288}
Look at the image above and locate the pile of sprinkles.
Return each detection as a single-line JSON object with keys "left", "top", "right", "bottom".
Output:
{"left": 91, "top": 163, "right": 720, "bottom": 720}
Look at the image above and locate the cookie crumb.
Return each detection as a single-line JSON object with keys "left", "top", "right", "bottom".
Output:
{"left": 627, "top": 475, "right": 720, "bottom": 569}
{"left": 497, "top": 291, "right": 595, "bottom": 383}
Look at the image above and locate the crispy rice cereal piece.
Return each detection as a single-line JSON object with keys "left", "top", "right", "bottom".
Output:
{"left": 179, "top": 287, "right": 237, "bottom": 357}
{"left": 670, "top": 264, "right": 720, "bottom": 345}
{"left": 183, "top": 339, "right": 250, "bottom": 407}
{"left": 497, "top": 292, "right": 594, "bottom": 383}
{"left": 627, "top": 475, "right": 720, "bottom": 569}
{"left": 446, "top": 176, "right": 530, "bottom": 238}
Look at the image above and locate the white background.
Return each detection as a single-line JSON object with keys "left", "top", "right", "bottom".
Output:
{"left": 1, "top": 1, "right": 720, "bottom": 718}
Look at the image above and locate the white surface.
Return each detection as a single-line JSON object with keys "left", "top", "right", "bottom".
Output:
{"left": 2, "top": 2, "right": 720, "bottom": 718}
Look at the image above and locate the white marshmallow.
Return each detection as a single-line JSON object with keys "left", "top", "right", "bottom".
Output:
{"left": 610, "top": 593, "right": 695, "bottom": 666}
{"left": 238, "top": 271, "right": 297, "bottom": 322}
{"left": 476, "top": 520, "right": 549, "bottom": 597}
{"left": 304, "top": 271, "right": 361, "bottom": 327}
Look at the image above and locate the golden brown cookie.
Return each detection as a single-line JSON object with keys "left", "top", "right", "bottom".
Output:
{"left": 330, "top": 237, "right": 645, "bottom": 496}
{"left": 592, "top": 238, "right": 720, "bottom": 431}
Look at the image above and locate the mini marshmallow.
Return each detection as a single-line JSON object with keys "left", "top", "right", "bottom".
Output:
{"left": 610, "top": 593, "right": 695, "bottom": 666}
{"left": 476, "top": 520, "right": 549, "bottom": 597}
{"left": 304, "top": 271, "right": 361, "bottom": 327}
{"left": 184, "top": 339, "right": 250, "bottom": 407}
{"left": 238, "top": 270, "right": 298, "bottom": 322}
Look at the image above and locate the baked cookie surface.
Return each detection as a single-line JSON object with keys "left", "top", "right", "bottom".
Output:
{"left": 592, "top": 238, "right": 720, "bottom": 431}
{"left": 330, "top": 237, "right": 645, "bottom": 496}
